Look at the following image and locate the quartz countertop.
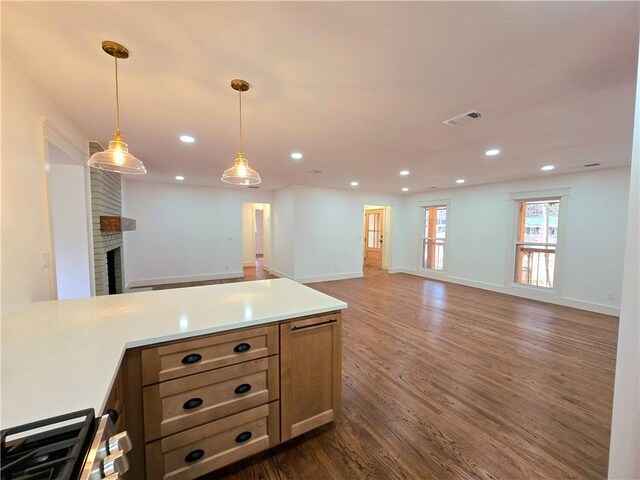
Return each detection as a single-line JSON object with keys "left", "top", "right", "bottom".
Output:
{"left": 1, "top": 278, "right": 347, "bottom": 429}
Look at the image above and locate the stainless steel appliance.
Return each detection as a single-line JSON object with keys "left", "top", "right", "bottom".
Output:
{"left": 1, "top": 408, "right": 132, "bottom": 480}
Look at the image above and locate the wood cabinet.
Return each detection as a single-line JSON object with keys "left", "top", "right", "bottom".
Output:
{"left": 280, "top": 313, "right": 342, "bottom": 441}
{"left": 104, "top": 312, "right": 342, "bottom": 479}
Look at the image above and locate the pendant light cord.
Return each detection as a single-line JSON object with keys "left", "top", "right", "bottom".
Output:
{"left": 115, "top": 55, "right": 121, "bottom": 134}
{"left": 238, "top": 89, "right": 243, "bottom": 152}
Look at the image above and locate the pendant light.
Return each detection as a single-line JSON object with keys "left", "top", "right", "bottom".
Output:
{"left": 221, "top": 79, "right": 261, "bottom": 185}
{"left": 88, "top": 41, "right": 146, "bottom": 174}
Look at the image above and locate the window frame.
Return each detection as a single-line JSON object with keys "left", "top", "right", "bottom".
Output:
{"left": 506, "top": 188, "right": 570, "bottom": 295}
{"left": 418, "top": 199, "right": 451, "bottom": 275}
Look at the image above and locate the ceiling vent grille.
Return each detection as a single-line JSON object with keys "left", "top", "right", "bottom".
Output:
{"left": 307, "top": 170, "right": 322, "bottom": 174}
{"left": 584, "top": 163, "right": 601, "bottom": 168}
{"left": 443, "top": 110, "right": 482, "bottom": 127}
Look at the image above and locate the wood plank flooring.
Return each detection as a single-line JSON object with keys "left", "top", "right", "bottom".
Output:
{"left": 173, "top": 268, "right": 618, "bottom": 479}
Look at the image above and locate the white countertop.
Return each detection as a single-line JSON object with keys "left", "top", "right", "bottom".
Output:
{"left": 1, "top": 278, "right": 347, "bottom": 429}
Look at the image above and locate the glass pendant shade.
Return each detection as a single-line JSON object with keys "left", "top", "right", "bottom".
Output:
{"left": 222, "top": 79, "right": 261, "bottom": 186}
{"left": 221, "top": 150, "right": 261, "bottom": 185}
{"left": 88, "top": 131, "right": 147, "bottom": 174}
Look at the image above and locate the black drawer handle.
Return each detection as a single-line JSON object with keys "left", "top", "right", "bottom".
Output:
{"left": 291, "top": 318, "right": 337, "bottom": 331}
{"left": 183, "top": 398, "right": 203, "bottom": 410}
{"left": 184, "top": 449, "right": 205, "bottom": 463}
{"left": 233, "top": 343, "right": 251, "bottom": 353}
{"left": 181, "top": 353, "right": 202, "bottom": 365}
{"left": 234, "top": 383, "right": 252, "bottom": 395}
{"left": 235, "top": 431, "right": 252, "bottom": 443}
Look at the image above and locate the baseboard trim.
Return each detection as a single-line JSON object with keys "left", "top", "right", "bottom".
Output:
{"left": 396, "top": 270, "right": 620, "bottom": 316}
{"left": 127, "top": 271, "right": 244, "bottom": 288}
{"left": 295, "top": 272, "right": 363, "bottom": 284}
{"left": 388, "top": 267, "right": 408, "bottom": 274}
{"left": 269, "top": 269, "right": 293, "bottom": 280}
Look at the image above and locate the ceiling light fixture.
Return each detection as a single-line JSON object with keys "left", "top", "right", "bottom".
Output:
{"left": 402, "top": 187, "right": 409, "bottom": 192}
{"left": 180, "top": 135, "right": 195, "bottom": 143}
{"left": 291, "top": 152, "right": 303, "bottom": 160}
{"left": 400, "top": 170, "right": 410, "bottom": 176}
{"left": 350, "top": 181, "right": 359, "bottom": 187}
{"left": 221, "top": 79, "right": 261, "bottom": 186}
{"left": 175, "top": 175, "right": 185, "bottom": 181}
{"left": 485, "top": 149, "right": 501, "bottom": 156}
{"left": 456, "top": 179, "right": 465, "bottom": 184}
{"left": 87, "top": 41, "right": 146, "bottom": 174}
{"left": 541, "top": 165, "right": 555, "bottom": 171}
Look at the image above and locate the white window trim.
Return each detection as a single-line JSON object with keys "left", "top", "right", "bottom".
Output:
{"left": 505, "top": 189, "right": 570, "bottom": 297}
{"left": 417, "top": 199, "right": 451, "bottom": 276}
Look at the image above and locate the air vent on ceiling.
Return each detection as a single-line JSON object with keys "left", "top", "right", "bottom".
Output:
{"left": 443, "top": 110, "right": 482, "bottom": 127}
{"left": 307, "top": 170, "right": 322, "bottom": 174}
{"left": 584, "top": 163, "right": 601, "bottom": 168}
{"left": 247, "top": 185, "right": 260, "bottom": 189}
{"left": 429, "top": 186, "right": 438, "bottom": 189}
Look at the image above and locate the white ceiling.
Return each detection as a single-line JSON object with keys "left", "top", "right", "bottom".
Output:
{"left": 3, "top": 1, "right": 638, "bottom": 193}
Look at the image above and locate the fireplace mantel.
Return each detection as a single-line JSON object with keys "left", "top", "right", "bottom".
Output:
{"left": 100, "top": 216, "right": 136, "bottom": 232}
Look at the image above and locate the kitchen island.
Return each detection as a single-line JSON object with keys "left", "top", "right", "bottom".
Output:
{"left": 1, "top": 278, "right": 347, "bottom": 478}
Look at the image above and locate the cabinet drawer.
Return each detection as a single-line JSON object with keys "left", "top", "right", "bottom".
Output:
{"left": 144, "top": 356, "right": 279, "bottom": 441}
{"left": 146, "top": 401, "right": 279, "bottom": 480}
{"left": 141, "top": 324, "right": 279, "bottom": 386}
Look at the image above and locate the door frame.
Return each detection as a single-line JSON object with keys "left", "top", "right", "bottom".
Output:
{"left": 39, "top": 117, "right": 95, "bottom": 298}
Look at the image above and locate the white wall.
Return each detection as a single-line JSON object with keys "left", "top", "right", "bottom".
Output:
{"left": 241, "top": 203, "right": 254, "bottom": 267}
{"left": 272, "top": 187, "right": 296, "bottom": 278}
{"left": 262, "top": 204, "right": 271, "bottom": 270}
{"left": 271, "top": 186, "right": 402, "bottom": 283}
{"left": 1, "top": 57, "right": 89, "bottom": 316}
{"left": 397, "top": 167, "right": 630, "bottom": 315}
{"left": 255, "top": 208, "right": 264, "bottom": 255}
{"left": 122, "top": 180, "right": 271, "bottom": 287}
{"left": 47, "top": 159, "right": 92, "bottom": 299}
{"left": 608, "top": 43, "right": 639, "bottom": 480}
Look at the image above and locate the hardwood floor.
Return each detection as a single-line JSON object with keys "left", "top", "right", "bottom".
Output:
{"left": 159, "top": 269, "right": 618, "bottom": 479}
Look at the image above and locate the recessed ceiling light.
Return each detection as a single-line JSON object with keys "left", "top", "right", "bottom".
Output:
{"left": 350, "top": 181, "right": 359, "bottom": 187}
{"left": 175, "top": 175, "right": 185, "bottom": 181}
{"left": 456, "top": 179, "right": 465, "bottom": 184}
{"left": 402, "top": 187, "right": 409, "bottom": 192}
{"left": 541, "top": 165, "right": 555, "bottom": 171}
{"left": 400, "top": 170, "right": 410, "bottom": 176}
{"left": 291, "top": 152, "right": 303, "bottom": 160}
{"left": 179, "top": 135, "right": 195, "bottom": 143}
{"left": 485, "top": 149, "right": 500, "bottom": 156}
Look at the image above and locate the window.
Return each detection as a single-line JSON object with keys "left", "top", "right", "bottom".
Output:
{"left": 422, "top": 205, "right": 447, "bottom": 270}
{"left": 515, "top": 199, "right": 559, "bottom": 288}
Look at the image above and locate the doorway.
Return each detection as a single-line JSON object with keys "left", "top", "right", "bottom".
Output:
{"left": 242, "top": 202, "right": 272, "bottom": 279}
{"left": 363, "top": 205, "right": 392, "bottom": 274}
{"left": 364, "top": 208, "right": 384, "bottom": 267}
{"left": 45, "top": 142, "right": 93, "bottom": 299}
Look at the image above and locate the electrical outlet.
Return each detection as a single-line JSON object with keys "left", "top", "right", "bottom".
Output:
{"left": 607, "top": 293, "right": 615, "bottom": 301}
{"left": 40, "top": 251, "right": 49, "bottom": 268}
{"left": 225, "top": 266, "right": 229, "bottom": 271}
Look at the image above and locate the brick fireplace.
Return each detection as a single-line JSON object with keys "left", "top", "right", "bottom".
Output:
{"left": 90, "top": 141, "right": 125, "bottom": 295}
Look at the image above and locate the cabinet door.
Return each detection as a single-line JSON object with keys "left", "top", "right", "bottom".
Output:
{"left": 280, "top": 313, "right": 342, "bottom": 441}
